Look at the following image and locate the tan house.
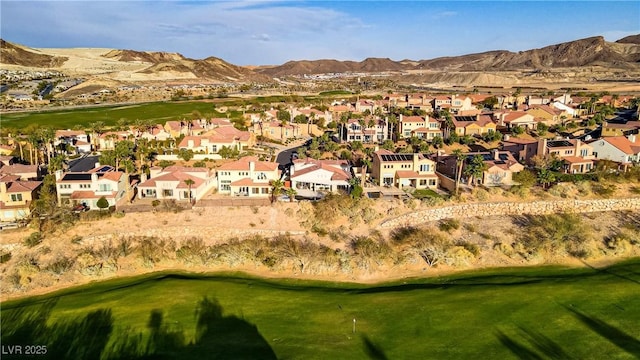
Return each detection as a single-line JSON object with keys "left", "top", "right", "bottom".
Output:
{"left": 526, "top": 105, "right": 563, "bottom": 125}
{"left": 410, "top": 117, "right": 443, "bottom": 141}
{"left": 437, "top": 150, "right": 524, "bottom": 187}
{"left": 137, "top": 166, "right": 215, "bottom": 202}
{"left": 252, "top": 121, "right": 301, "bottom": 142}
{"left": 216, "top": 156, "right": 280, "bottom": 197}
{"left": 0, "top": 174, "right": 42, "bottom": 222}
{"left": 179, "top": 127, "right": 254, "bottom": 154}
{"left": 537, "top": 138, "right": 595, "bottom": 173}
{"left": 494, "top": 111, "right": 537, "bottom": 129}
{"left": 452, "top": 114, "right": 497, "bottom": 137}
{"left": 372, "top": 150, "right": 438, "bottom": 189}
{"left": 55, "top": 165, "right": 128, "bottom": 209}
{"left": 601, "top": 121, "right": 640, "bottom": 137}
{"left": 0, "top": 163, "right": 40, "bottom": 180}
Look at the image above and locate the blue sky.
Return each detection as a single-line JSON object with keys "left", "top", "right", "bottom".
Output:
{"left": 1, "top": 1, "right": 638, "bottom": 65}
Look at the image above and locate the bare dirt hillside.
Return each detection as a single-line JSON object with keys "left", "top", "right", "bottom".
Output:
{"left": 0, "top": 39, "right": 67, "bottom": 67}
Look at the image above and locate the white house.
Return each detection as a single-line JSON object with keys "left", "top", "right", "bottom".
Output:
{"left": 591, "top": 135, "right": 640, "bottom": 165}
{"left": 55, "top": 165, "right": 128, "bottom": 209}
{"left": 137, "top": 166, "right": 216, "bottom": 202}
{"left": 289, "top": 159, "right": 352, "bottom": 197}
{"left": 216, "top": 156, "right": 280, "bottom": 197}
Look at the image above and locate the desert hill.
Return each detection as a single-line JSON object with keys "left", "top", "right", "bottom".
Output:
{"left": 0, "top": 39, "right": 67, "bottom": 68}
{"left": 1, "top": 35, "right": 639, "bottom": 90}
{"left": 259, "top": 36, "right": 640, "bottom": 76}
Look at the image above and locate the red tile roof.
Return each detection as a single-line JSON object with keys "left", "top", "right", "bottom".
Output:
{"left": 217, "top": 156, "right": 279, "bottom": 172}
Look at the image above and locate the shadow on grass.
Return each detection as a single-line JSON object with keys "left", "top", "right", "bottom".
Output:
{"left": 1, "top": 296, "right": 276, "bottom": 360}
{"left": 496, "top": 326, "right": 573, "bottom": 360}
{"left": 361, "top": 334, "right": 388, "bottom": 360}
{"left": 565, "top": 306, "right": 640, "bottom": 357}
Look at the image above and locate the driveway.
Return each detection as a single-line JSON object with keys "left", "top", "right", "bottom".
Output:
{"left": 68, "top": 155, "right": 99, "bottom": 172}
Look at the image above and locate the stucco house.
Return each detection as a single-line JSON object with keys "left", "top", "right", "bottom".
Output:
{"left": 55, "top": 165, "right": 128, "bottom": 209}
{"left": 137, "top": 166, "right": 215, "bottom": 202}
{"left": 0, "top": 174, "right": 42, "bottom": 222}
{"left": 451, "top": 114, "right": 497, "bottom": 137}
{"left": 216, "top": 156, "right": 280, "bottom": 197}
{"left": 289, "top": 158, "right": 352, "bottom": 197}
{"left": 590, "top": 135, "right": 640, "bottom": 166}
{"left": 372, "top": 150, "right": 438, "bottom": 189}
{"left": 437, "top": 150, "right": 524, "bottom": 187}
{"left": 494, "top": 111, "right": 537, "bottom": 130}
{"left": 537, "top": 138, "right": 596, "bottom": 173}
{"left": 0, "top": 163, "right": 41, "bottom": 180}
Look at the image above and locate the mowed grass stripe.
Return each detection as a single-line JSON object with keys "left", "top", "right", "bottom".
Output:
{"left": 2, "top": 260, "right": 640, "bottom": 359}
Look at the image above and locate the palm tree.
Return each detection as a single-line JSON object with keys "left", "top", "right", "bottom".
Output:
{"left": 89, "top": 121, "right": 105, "bottom": 151}
{"left": 463, "top": 154, "right": 488, "bottom": 186}
{"left": 48, "top": 155, "right": 66, "bottom": 174}
{"left": 270, "top": 179, "right": 285, "bottom": 203}
{"left": 27, "top": 131, "right": 41, "bottom": 167}
{"left": 285, "top": 187, "right": 297, "bottom": 202}
{"left": 184, "top": 178, "right": 195, "bottom": 204}
{"left": 452, "top": 149, "right": 466, "bottom": 195}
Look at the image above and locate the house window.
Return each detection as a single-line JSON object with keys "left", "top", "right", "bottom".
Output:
{"left": 261, "top": 187, "right": 269, "bottom": 194}
{"left": 80, "top": 184, "right": 91, "bottom": 189}
{"left": 220, "top": 180, "right": 231, "bottom": 191}
{"left": 564, "top": 150, "right": 572, "bottom": 155}
{"left": 98, "top": 184, "right": 112, "bottom": 192}
{"left": 60, "top": 184, "right": 71, "bottom": 189}
{"left": 10, "top": 194, "right": 22, "bottom": 202}
{"left": 420, "top": 164, "right": 431, "bottom": 172}
{"left": 580, "top": 149, "right": 588, "bottom": 157}
{"left": 211, "top": 145, "right": 218, "bottom": 153}
{"left": 162, "top": 189, "right": 173, "bottom": 197}
{"left": 182, "top": 191, "right": 192, "bottom": 199}
{"left": 257, "top": 172, "right": 266, "bottom": 180}
{"left": 419, "top": 179, "right": 427, "bottom": 186}
{"left": 429, "top": 179, "right": 436, "bottom": 186}
{"left": 252, "top": 188, "right": 260, "bottom": 194}
{"left": 145, "top": 189, "right": 156, "bottom": 196}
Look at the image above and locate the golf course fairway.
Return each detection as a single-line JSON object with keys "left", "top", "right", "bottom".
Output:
{"left": 2, "top": 259, "right": 640, "bottom": 359}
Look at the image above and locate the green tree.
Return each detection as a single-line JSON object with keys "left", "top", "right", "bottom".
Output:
{"left": 285, "top": 187, "right": 297, "bottom": 202}
{"left": 452, "top": 149, "right": 466, "bottom": 195}
{"left": 537, "top": 168, "right": 556, "bottom": 189}
{"left": 48, "top": 155, "right": 66, "bottom": 174}
{"left": 184, "top": 178, "right": 195, "bottom": 204}
{"left": 270, "top": 179, "right": 285, "bottom": 203}
{"left": 158, "top": 160, "right": 175, "bottom": 170}
{"left": 464, "top": 154, "right": 488, "bottom": 186}
{"left": 178, "top": 148, "right": 195, "bottom": 162}
{"left": 96, "top": 196, "right": 109, "bottom": 211}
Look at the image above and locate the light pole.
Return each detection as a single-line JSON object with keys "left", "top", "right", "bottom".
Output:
{"left": 353, "top": 318, "right": 356, "bottom": 334}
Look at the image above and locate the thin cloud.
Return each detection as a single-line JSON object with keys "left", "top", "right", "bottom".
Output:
{"left": 432, "top": 10, "right": 458, "bottom": 19}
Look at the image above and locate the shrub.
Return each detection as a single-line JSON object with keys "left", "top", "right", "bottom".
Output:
{"left": 45, "top": 256, "right": 75, "bottom": 275}
{"left": 0, "top": 251, "right": 11, "bottom": 264}
{"left": 24, "top": 232, "right": 42, "bottom": 248}
{"left": 438, "top": 218, "right": 460, "bottom": 233}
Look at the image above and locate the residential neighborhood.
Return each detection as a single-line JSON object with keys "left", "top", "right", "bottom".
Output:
{"left": 0, "top": 90, "right": 638, "bottom": 228}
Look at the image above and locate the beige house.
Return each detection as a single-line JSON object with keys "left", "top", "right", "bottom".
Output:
{"left": 0, "top": 163, "right": 40, "bottom": 180}
{"left": 137, "top": 166, "right": 215, "bottom": 202}
{"left": 216, "top": 156, "right": 280, "bottom": 197}
{"left": 372, "top": 150, "right": 438, "bottom": 189}
{"left": 537, "top": 138, "right": 595, "bottom": 173}
{"left": 494, "top": 111, "right": 537, "bottom": 129}
{"left": 452, "top": 114, "right": 497, "bottom": 137}
{"left": 55, "top": 165, "right": 128, "bottom": 209}
{"left": 437, "top": 150, "right": 524, "bottom": 187}
{"left": 0, "top": 174, "right": 42, "bottom": 222}
{"left": 179, "top": 127, "right": 254, "bottom": 154}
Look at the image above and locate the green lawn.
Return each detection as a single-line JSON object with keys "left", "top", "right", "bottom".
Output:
{"left": 0, "top": 101, "right": 243, "bottom": 130}
{"left": 2, "top": 259, "right": 640, "bottom": 359}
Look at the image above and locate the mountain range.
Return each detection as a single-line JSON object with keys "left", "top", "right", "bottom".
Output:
{"left": 1, "top": 35, "right": 639, "bottom": 87}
